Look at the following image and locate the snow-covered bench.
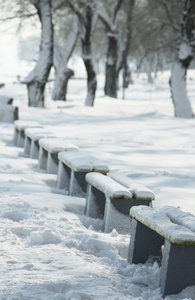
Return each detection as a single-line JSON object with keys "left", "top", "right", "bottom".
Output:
{"left": 0, "top": 104, "right": 18, "bottom": 123}
{"left": 0, "top": 95, "right": 13, "bottom": 105}
{"left": 57, "top": 151, "right": 109, "bottom": 197}
{"left": 24, "top": 127, "right": 56, "bottom": 158}
{"left": 85, "top": 172, "right": 154, "bottom": 233}
{"left": 13, "top": 120, "right": 42, "bottom": 147}
{"left": 128, "top": 205, "right": 195, "bottom": 297}
{"left": 38, "top": 138, "right": 79, "bottom": 174}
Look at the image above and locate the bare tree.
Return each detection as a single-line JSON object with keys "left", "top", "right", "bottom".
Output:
{"left": 26, "top": 0, "right": 53, "bottom": 107}
{"left": 169, "top": 0, "right": 195, "bottom": 118}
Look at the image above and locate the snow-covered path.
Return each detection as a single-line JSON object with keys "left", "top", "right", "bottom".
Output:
{"left": 0, "top": 73, "right": 195, "bottom": 299}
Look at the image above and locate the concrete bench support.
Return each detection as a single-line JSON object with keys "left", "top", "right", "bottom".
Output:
{"left": 38, "top": 138, "right": 79, "bottom": 174}
{"left": 57, "top": 152, "right": 109, "bottom": 197}
{"left": 0, "top": 105, "right": 18, "bottom": 123}
{"left": 13, "top": 120, "right": 42, "bottom": 147}
{"left": 85, "top": 172, "right": 154, "bottom": 233}
{"left": 85, "top": 172, "right": 133, "bottom": 233}
{"left": 128, "top": 206, "right": 195, "bottom": 297}
{"left": 0, "top": 95, "right": 13, "bottom": 105}
{"left": 24, "top": 127, "right": 55, "bottom": 158}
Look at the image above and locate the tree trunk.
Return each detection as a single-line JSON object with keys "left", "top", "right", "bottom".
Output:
{"left": 53, "top": 14, "right": 79, "bottom": 101}
{"left": 82, "top": 1, "right": 97, "bottom": 107}
{"left": 26, "top": 0, "right": 53, "bottom": 107}
{"left": 170, "top": 0, "right": 195, "bottom": 118}
{"left": 116, "top": 0, "right": 135, "bottom": 91}
{"left": 82, "top": 41, "right": 97, "bottom": 106}
{"left": 104, "top": 33, "right": 118, "bottom": 98}
{"left": 170, "top": 46, "right": 194, "bottom": 118}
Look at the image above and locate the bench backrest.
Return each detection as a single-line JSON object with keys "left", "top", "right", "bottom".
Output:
{"left": 130, "top": 206, "right": 195, "bottom": 245}
{"left": 108, "top": 172, "right": 155, "bottom": 201}
{"left": 86, "top": 172, "right": 132, "bottom": 199}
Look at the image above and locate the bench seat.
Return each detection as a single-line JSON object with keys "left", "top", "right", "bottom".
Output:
{"left": 24, "top": 127, "right": 56, "bottom": 158}
{"left": 13, "top": 120, "right": 42, "bottom": 147}
{"left": 38, "top": 138, "right": 79, "bottom": 174}
{"left": 128, "top": 205, "right": 195, "bottom": 297}
{"left": 57, "top": 151, "right": 109, "bottom": 197}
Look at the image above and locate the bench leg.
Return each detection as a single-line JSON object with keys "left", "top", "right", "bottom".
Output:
{"left": 160, "top": 241, "right": 195, "bottom": 297}
{"left": 13, "top": 128, "right": 19, "bottom": 145}
{"left": 85, "top": 185, "right": 106, "bottom": 219}
{"left": 17, "top": 131, "right": 25, "bottom": 147}
{"left": 24, "top": 136, "right": 31, "bottom": 155}
{"left": 103, "top": 197, "right": 130, "bottom": 233}
{"left": 128, "top": 218, "right": 164, "bottom": 264}
{"left": 30, "top": 141, "right": 39, "bottom": 159}
{"left": 47, "top": 153, "right": 58, "bottom": 174}
{"left": 38, "top": 147, "right": 48, "bottom": 170}
{"left": 57, "top": 161, "right": 71, "bottom": 190}
{"left": 69, "top": 170, "right": 88, "bottom": 197}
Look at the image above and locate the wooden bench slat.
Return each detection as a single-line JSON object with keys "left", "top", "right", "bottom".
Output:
{"left": 130, "top": 206, "right": 195, "bottom": 245}
{"left": 108, "top": 172, "right": 155, "bottom": 201}
{"left": 86, "top": 172, "right": 132, "bottom": 199}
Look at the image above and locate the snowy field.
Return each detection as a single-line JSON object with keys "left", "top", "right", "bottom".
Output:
{"left": 0, "top": 70, "right": 195, "bottom": 300}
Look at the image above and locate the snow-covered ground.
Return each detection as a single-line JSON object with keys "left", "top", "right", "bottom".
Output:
{"left": 0, "top": 71, "right": 195, "bottom": 300}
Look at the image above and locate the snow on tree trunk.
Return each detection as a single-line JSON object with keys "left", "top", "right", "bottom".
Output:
{"left": 104, "top": 34, "right": 118, "bottom": 98}
{"left": 170, "top": 43, "right": 194, "bottom": 118}
{"left": 26, "top": 0, "right": 53, "bottom": 107}
{"left": 52, "top": 14, "right": 79, "bottom": 101}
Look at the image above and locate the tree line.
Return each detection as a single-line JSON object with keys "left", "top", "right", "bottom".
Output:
{"left": 1, "top": 0, "right": 195, "bottom": 118}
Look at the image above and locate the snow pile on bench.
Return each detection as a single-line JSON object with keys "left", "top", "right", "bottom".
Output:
{"left": 86, "top": 172, "right": 132, "bottom": 199}
{"left": 39, "top": 138, "right": 79, "bottom": 153}
{"left": 58, "top": 151, "right": 109, "bottom": 173}
{"left": 108, "top": 172, "right": 155, "bottom": 200}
